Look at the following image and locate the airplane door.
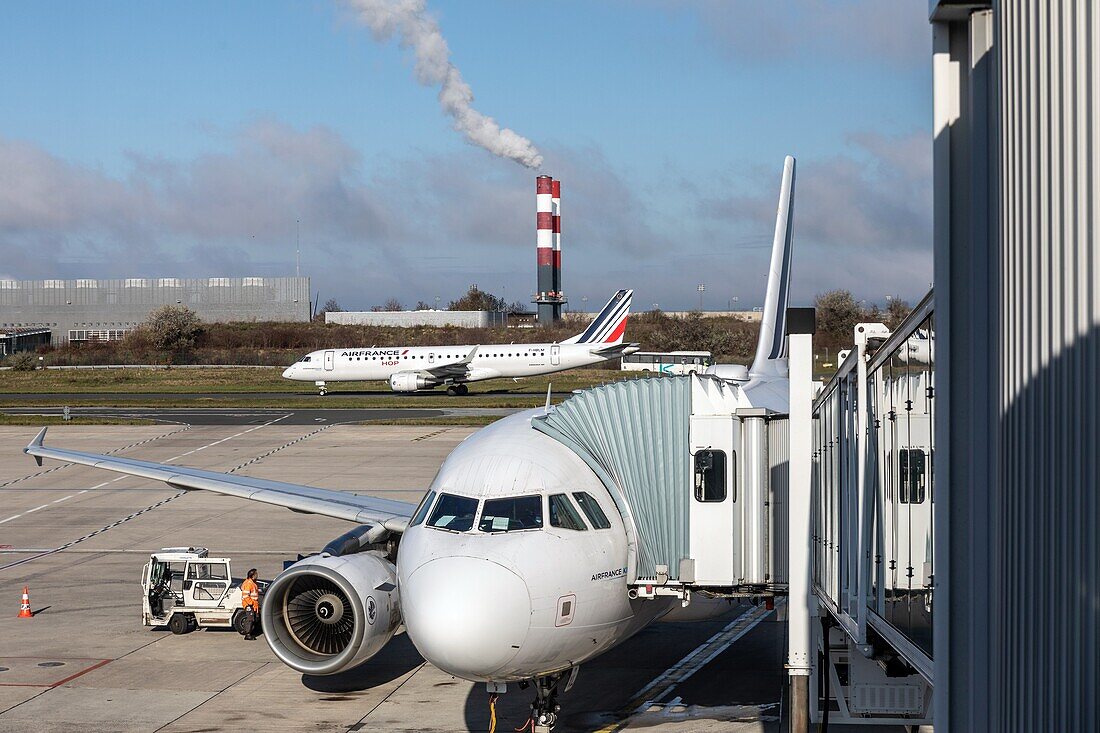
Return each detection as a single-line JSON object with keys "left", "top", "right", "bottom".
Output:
{"left": 551, "top": 344, "right": 560, "bottom": 366}
{"left": 324, "top": 350, "right": 334, "bottom": 371}
{"left": 688, "top": 415, "right": 738, "bottom": 586}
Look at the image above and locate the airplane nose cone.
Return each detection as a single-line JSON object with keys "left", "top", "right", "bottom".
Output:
{"left": 403, "top": 557, "right": 531, "bottom": 679}
{"left": 282, "top": 366, "right": 294, "bottom": 379}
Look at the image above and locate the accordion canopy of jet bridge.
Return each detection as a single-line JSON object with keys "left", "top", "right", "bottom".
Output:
{"left": 532, "top": 374, "right": 789, "bottom": 590}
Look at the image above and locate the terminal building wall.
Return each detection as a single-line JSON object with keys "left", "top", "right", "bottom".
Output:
{"left": 932, "top": 3, "right": 1099, "bottom": 731}
{"left": 326, "top": 310, "right": 507, "bottom": 328}
{"left": 0, "top": 277, "right": 310, "bottom": 344}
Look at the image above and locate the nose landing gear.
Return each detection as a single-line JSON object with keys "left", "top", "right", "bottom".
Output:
{"left": 315, "top": 381, "right": 327, "bottom": 396}
{"left": 524, "top": 672, "right": 564, "bottom": 732}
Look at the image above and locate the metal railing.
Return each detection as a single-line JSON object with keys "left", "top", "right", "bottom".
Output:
{"left": 811, "top": 290, "right": 935, "bottom": 682}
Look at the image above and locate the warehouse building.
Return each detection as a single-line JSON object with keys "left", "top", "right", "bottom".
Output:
{"left": 0, "top": 327, "right": 52, "bottom": 356}
{"left": 326, "top": 310, "right": 508, "bottom": 328}
{"left": 0, "top": 277, "right": 310, "bottom": 344}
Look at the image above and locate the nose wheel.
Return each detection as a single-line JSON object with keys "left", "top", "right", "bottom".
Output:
{"left": 315, "top": 382, "right": 327, "bottom": 396}
{"left": 523, "top": 673, "right": 564, "bottom": 732}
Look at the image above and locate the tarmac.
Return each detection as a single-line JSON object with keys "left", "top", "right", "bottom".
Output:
{"left": 0, "top": 406, "right": 520, "bottom": 425}
{"left": 0, "top": 423, "right": 908, "bottom": 732}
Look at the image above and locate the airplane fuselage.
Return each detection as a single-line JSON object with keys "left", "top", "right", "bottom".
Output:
{"left": 395, "top": 410, "right": 676, "bottom": 682}
{"left": 282, "top": 342, "right": 619, "bottom": 386}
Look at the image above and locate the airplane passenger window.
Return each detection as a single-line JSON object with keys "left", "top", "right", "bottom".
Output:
{"left": 427, "top": 493, "right": 478, "bottom": 532}
{"left": 572, "top": 492, "right": 611, "bottom": 529}
{"left": 549, "top": 494, "right": 588, "bottom": 531}
{"left": 478, "top": 495, "right": 543, "bottom": 532}
{"left": 410, "top": 490, "right": 437, "bottom": 527}
{"left": 694, "top": 449, "right": 728, "bottom": 502}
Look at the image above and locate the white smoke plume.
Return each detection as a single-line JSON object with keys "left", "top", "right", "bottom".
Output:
{"left": 346, "top": 0, "right": 543, "bottom": 169}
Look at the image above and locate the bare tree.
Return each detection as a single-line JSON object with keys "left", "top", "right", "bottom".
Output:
{"left": 885, "top": 298, "right": 913, "bottom": 329}
{"left": 814, "top": 290, "right": 863, "bottom": 345}
{"left": 449, "top": 285, "right": 505, "bottom": 311}
{"left": 382, "top": 297, "right": 404, "bottom": 312}
{"left": 144, "top": 305, "right": 202, "bottom": 358}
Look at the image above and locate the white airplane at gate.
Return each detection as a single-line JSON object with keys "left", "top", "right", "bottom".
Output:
{"left": 24, "top": 157, "right": 798, "bottom": 732}
{"left": 281, "top": 289, "right": 637, "bottom": 395}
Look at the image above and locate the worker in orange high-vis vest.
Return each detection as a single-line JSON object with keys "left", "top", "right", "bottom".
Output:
{"left": 240, "top": 568, "right": 260, "bottom": 640}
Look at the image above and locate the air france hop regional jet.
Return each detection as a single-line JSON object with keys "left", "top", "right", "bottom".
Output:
{"left": 24, "top": 157, "right": 797, "bottom": 732}
{"left": 281, "top": 290, "right": 637, "bottom": 395}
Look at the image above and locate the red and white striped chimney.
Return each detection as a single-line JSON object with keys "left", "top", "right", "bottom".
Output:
{"left": 536, "top": 175, "right": 554, "bottom": 323}
{"left": 551, "top": 179, "right": 562, "bottom": 311}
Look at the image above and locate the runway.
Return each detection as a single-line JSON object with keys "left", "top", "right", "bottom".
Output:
{"left": 0, "top": 423, "right": 898, "bottom": 732}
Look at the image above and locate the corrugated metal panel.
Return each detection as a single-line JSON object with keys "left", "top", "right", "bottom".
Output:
{"left": 0, "top": 277, "right": 310, "bottom": 342}
{"left": 768, "top": 416, "right": 789, "bottom": 585}
{"left": 993, "top": 2, "right": 1098, "bottom": 730}
{"left": 933, "top": 2, "right": 1099, "bottom": 730}
{"left": 533, "top": 376, "right": 692, "bottom": 581}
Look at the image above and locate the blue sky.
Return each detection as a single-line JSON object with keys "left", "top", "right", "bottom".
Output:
{"left": 0, "top": 1, "right": 933, "bottom": 311}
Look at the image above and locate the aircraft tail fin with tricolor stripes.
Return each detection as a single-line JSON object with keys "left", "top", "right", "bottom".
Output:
{"left": 562, "top": 289, "right": 633, "bottom": 345}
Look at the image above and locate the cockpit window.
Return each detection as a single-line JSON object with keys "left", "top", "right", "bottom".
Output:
{"left": 427, "top": 493, "right": 478, "bottom": 532}
{"left": 478, "top": 495, "right": 543, "bottom": 532}
{"left": 301, "top": 355, "right": 311, "bottom": 362}
{"left": 549, "top": 494, "right": 588, "bottom": 531}
{"left": 572, "top": 492, "right": 611, "bottom": 529}
{"left": 409, "top": 490, "right": 437, "bottom": 527}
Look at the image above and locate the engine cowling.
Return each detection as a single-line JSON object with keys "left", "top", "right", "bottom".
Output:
{"left": 261, "top": 552, "right": 400, "bottom": 675}
{"left": 389, "top": 372, "right": 435, "bottom": 392}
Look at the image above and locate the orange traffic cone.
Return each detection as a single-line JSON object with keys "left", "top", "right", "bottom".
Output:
{"left": 18, "top": 586, "right": 32, "bottom": 618}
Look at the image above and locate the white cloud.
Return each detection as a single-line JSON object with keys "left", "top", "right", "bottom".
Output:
{"left": 670, "top": 0, "right": 930, "bottom": 68}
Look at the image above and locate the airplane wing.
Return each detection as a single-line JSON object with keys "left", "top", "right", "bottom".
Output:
{"left": 23, "top": 428, "right": 414, "bottom": 532}
{"left": 423, "top": 345, "right": 478, "bottom": 380}
{"left": 589, "top": 342, "right": 641, "bottom": 359}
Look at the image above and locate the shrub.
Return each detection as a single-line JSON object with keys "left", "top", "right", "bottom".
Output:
{"left": 7, "top": 352, "right": 38, "bottom": 371}
{"left": 144, "top": 305, "right": 202, "bottom": 354}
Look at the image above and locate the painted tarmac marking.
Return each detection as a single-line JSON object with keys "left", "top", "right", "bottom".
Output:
{"left": 412, "top": 428, "right": 451, "bottom": 442}
{"left": 0, "top": 425, "right": 191, "bottom": 490}
{"left": 594, "top": 600, "right": 781, "bottom": 733}
{"left": 0, "top": 417, "right": 291, "bottom": 571}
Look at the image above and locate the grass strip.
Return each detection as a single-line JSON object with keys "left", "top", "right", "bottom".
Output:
{"left": 0, "top": 415, "right": 157, "bottom": 426}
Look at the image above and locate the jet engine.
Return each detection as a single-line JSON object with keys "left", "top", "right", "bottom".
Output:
{"left": 261, "top": 552, "right": 400, "bottom": 675}
{"left": 389, "top": 373, "right": 435, "bottom": 392}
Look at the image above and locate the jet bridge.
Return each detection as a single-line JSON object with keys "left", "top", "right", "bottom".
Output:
{"left": 532, "top": 373, "right": 788, "bottom": 597}
{"left": 804, "top": 291, "right": 936, "bottom": 725}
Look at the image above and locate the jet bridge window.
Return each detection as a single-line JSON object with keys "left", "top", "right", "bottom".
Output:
{"left": 478, "top": 495, "right": 543, "bottom": 532}
{"left": 572, "top": 492, "right": 611, "bottom": 529}
{"left": 694, "top": 449, "right": 729, "bottom": 502}
{"left": 427, "top": 493, "right": 478, "bottom": 532}
{"left": 899, "top": 449, "right": 927, "bottom": 504}
{"left": 410, "top": 490, "right": 437, "bottom": 527}
{"left": 549, "top": 494, "right": 588, "bottom": 531}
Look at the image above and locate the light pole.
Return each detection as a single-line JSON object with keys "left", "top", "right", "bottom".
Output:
{"left": 434, "top": 296, "right": 440, "bottom": 310}
{"left": 581, "top": 295, "right": 588, "bottom": 313}
{"left": 729, "top": 295, "right": 739, "bottom": 312}
{"left": 697, "top": 283, "right": 705, "bottom": 310}
{"left": 652, "top": 303, "right": 659, "bottom": 312}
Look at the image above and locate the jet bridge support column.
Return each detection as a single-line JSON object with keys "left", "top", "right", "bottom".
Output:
{"left": 786, "top": 307, "right": 816, "bottom": 733}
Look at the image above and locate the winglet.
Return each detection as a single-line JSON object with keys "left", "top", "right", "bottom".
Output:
{"left": 26, "top": 427, "right": 47, "bottom": 465}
